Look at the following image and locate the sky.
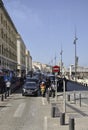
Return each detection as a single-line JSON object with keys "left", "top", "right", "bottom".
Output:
{"left": 2, "top": 0, "right": 88, "bottom": 67}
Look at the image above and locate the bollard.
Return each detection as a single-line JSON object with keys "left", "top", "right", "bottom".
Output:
{"left": 1, "top": 94, "right": 4, "bottom": 101}
{"left": 69, "top": 118, "right": 74, "bottom": 130}
{"left": 74, "top": 92, "right": 76, "bottom": 104}
{"left": 67, "top": 94, "right": 70, "bottom": 101}
{"left": 60, "top": 113, "right": 65, "bottom": 125}
{"left": 51, "top": 106, "right": 55, "bottom": 118}
{"left": 79, "top": 93, "right": 81, "bottom": 107}
{"left": 47, "top": 92, "right": 50, "bottom": 103}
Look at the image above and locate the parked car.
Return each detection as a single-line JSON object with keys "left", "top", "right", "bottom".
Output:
{"left": 22, "top": 82, "right": 39, "bottom": 96}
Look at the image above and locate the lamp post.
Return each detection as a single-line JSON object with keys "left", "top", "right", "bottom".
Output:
{"left": 73, "top": 35, "right": 78, "bottom": 81}
{"left": 60, "top": 49, "right": 63, "bottom": 76}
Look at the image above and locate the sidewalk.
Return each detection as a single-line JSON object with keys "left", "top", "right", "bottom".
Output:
{"left": 46, "top": 93, "right": 88, "bottom": 130}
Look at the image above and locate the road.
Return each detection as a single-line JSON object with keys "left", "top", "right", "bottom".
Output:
{"left": 0, "top": 88, "right": 60, "bottom": 130}
{"left": 0, "top": 94, "right": 46, "bottom": 130}
{"left": 0, "top": 81, "right": 88, "bottom": 130}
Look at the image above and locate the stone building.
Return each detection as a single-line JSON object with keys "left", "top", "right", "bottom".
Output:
{"left": 0, "top": 0, "right": 32, "bottom": 76}
{"left": 0, "top": 0, "right": 18, "bottom": 71}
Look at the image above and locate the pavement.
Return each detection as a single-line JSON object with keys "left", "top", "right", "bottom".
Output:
{"left": 46, "top": 92, "right": 88, "bottom": 130}
{"left": 0, "top": 92, "right": 88, "bottom": 130}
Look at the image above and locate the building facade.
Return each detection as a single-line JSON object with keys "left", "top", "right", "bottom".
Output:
{"left": 0, "top": 1, "right": 32, "bottom": 77}
{"left": 25, "top": 50, "right": 32, "bottom": 75}
{"left": 17, "top": 34, "right": 26, "bottom": 77}
{"left": 0, "top": 1, "right": 17, "bottom": 71}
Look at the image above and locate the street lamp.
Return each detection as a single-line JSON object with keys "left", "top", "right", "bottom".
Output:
{"left": 60, "top": 49, "right": 63, "bottom": 76}
{"left": 73, "top": 35, "right": 78, "bottom": 81}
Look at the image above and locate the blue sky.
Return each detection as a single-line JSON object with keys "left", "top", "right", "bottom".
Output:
{"left": 3, "top": 0, "right": 88, "bottom": 67}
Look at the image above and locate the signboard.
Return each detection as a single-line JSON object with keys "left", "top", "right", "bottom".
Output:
{"left": 52, "top": 65, "right": 60, "bottom": 73}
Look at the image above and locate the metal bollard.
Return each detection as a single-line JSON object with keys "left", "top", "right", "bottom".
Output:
{"left": 60, "top": 113, "right": 65, "bottom": 125}
{"left": 69, "top": 118, "right": 75, "bottom": 130}
{"left": 79, "top": 93, "right": 81, "bottom": 107}
{"left": 47, "top": 92, "right": 50, "bottom": 103}
{"left": 1, "top": 94, "right": 4, "bottom": 101}
{"left": 74, "top": 92, "right": 76, "bottom": 104}
{"left": 67, "top": 94, "right": 70, "bottom": 101}
{"left": 51, "top": 106, "right": 55, "bottom": 118}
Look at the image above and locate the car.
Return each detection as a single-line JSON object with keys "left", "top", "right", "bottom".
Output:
{"left": 46, "top": 74, "right": 55, "bottom": 83}
{"left": 25, "top": 77, "right": 39, "bottom": 83}
{"left": 22, "top": 82, "right": 39, "bottom": 96}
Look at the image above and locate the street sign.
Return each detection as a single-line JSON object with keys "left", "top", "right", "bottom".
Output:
{"left": 52, "top": 65, "right": 60, "bottom": 73}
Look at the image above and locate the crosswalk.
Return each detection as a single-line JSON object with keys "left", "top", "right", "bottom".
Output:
{"left": 0, "top": 94, "right": 60, "bottom": 130}
{"left": 13, "top": 102, "right": 26, "bottom": 117}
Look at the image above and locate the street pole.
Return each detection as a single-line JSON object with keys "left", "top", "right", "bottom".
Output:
{"left": 55, "top": 73, "right": 57, "bottom": 102}
{"left": 73, "top": 34, "right": 78, "bottom": 81}
{"left": 60, "top": 49, "right": 63, "bottom": 77}
{"left": 63, "top": 78, "right": 66, "bottom": 113}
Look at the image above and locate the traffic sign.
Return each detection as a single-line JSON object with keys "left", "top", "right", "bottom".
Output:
{"left": 52, "top": 65, "right": 60, "bottom": 73}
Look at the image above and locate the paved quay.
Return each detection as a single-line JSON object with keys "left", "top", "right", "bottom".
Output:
{"left": 46, "top": 93, "right": 88, "bottom": 130}
{"left": 0, "top": 92, "right": 88, "bottom": 130}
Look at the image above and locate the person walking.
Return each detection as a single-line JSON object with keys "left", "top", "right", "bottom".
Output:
{"left": 40, "top": 82, "right": 46, "bottom": 97}
{"left": 6, "top": 79, "right": 11, "bottom": 91}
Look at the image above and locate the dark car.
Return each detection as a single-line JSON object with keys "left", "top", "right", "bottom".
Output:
{"left": 22, "top": 82, "right": 39, "bottom": 96}
{"left": 25, "top": 77, "right": 39, "bottom": 84}
{"left": 46, "top": 74, "right": 55, "bottom": 83}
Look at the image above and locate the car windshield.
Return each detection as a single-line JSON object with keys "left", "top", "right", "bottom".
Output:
{"left": 24, "top": 82, "right": 36, "bottom": 88}
{"left": 26, "top": 78, "right": 38, "bottom": 83}
{"left": 49, "top": 76, "right": 55, "bottom": 80}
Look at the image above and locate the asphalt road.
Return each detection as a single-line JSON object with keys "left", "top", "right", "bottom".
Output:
{"left": 0, "top": 94, "right": 46, "bottom": 130}
{"left": 0, "top": 87, "right": 60, "bottom": 130}
{"left": 0, "top": 81, "right": 88, "bottom": 130}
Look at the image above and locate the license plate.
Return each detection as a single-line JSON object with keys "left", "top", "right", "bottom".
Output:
{"left": 28, "top": 90, "right": 33, "bottom": 93}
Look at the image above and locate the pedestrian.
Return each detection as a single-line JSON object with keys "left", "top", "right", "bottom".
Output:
{"left": 40, "top": 82, "right": 46, "bottom": 97}
{"left": 6, "top": 79, "right": 11, "bottom": 91}
{"left": 51, "top": 81, "right": 55, "bottom": 97}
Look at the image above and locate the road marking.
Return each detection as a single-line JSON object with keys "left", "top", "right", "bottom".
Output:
{"left": 44, "top": 116, "right": 47, "bottom": 130}
{"left": 42, "top": 97, "right": 45, "bottom": 105}
{"left": 13, "top": 102, "right": 26, "bottom": 117}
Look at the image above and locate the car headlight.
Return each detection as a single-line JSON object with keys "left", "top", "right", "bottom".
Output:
{"left": 34, "top": 88, "right": 38, "bottom": 91}
{"left": 23, "top": 88, "right": 26, "bottom": 92}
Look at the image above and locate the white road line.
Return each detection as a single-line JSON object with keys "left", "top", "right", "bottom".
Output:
{"left": 44, "top": 116, "right": 47, "bottom": 130}
{"left": 13, "top": 102, "right": 26, "bottom": 117}
{"left": 42, "top": 97, "right": 45, "bottom": 105}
